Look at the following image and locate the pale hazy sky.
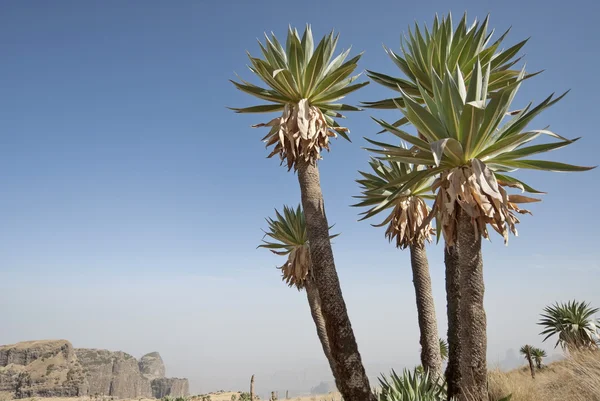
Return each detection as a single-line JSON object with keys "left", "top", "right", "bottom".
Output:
{"left": 1, "top": 0, "right": 599, "bottom": 396}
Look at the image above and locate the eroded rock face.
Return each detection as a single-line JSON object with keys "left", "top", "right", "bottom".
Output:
{"left": 0, "top": 341, "right": 189, "bottom": 399}
{"left": 75, "top": 349, "right": 151, "bottom": 398}
{"left": 139, "top": 352, "right": 166, "bottom": 381}
{"left": 150, "top": 377, "right": 189, "bottom": 398}
{"left": 0, "top": 340, "right": 89, "bottom": 398}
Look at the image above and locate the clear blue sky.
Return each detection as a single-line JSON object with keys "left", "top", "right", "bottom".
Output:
{"left": 1, "top": 0, "right": 598, "bottom": 396}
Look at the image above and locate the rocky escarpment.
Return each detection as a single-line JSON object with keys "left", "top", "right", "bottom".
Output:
{"left": 139, "top": 352, "right": 188, "bottom": 398}
{"left": 75, "top": 349, "right": 189, "bottom": 399}
{"left": 0, "top": 340, "right": 188, "bottom": 399}
{"left": 0, "top": 340, "right": 88, "bottom": 398}
{"left": 139, "top": 352, "right": 166, "bottom": 381}
{"left": 150, "top": 378, "right": 189, "bottom": 398}
{"left": 75, "top": 349, "right": 152, "bottom": 398}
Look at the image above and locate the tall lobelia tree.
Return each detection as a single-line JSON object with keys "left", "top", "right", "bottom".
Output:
{"left": 363, "top": 14, "right": 531, "bottom": 400}
{"left": 258, "top": 205, "right": 339, "bottom": 383}
{"left": 354, "top": 153, "right": 443, "bottom": 381}
{"left": 520, "top": 345, "right": 536, "bottom": 379}
{"left": 363, "top": 13, "right": 594, "bottom": 401}
{"left": 230, "top": 26, "right": 374, "bottom": 401}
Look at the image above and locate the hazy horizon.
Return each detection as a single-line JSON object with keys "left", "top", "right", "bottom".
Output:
{"left": 1, "top": 0, "right": 599, "bottom": 396}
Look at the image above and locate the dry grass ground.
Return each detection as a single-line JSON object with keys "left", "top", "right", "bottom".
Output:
{"left": 8, "top": 352, "right": 600, "bottom": 401}
{"left": 8, "top": 393, "right": 342, "bottom": 401}
{"left": 189, "top": 392, "right": 341, "bottom": 401}
{"left": 488, "top": 351, "right": 600, "bottom": 401}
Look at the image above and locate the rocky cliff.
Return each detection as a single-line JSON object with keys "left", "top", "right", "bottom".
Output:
{"left": 150, "top": 378, "right": 189, "bottom": 398}
{"left": 138, "top": 352, "right": 188, "bottom": 398}
{"left": 0, "top": 340, "right": 88, "bottom": 398}
{"left": 139, "top": 352, "right": 166, "bottom": 381}
{"left": 0, "top": 340, "right": 188, "bottom": 399}
{"left": 75, "top": 349, "right": 152, "bottom": 398}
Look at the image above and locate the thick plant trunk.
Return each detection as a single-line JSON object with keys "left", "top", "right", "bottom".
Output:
{"left": 305, "top": 279, "right": 338, "bottom": 383}
{"left": 526, "top": 352, "right": 535, "bottom": 379}
{"left": 250, "top": 374, "right": 254, "bottom": 400}
{"left": 296, "top": 160, "right": 375, "bottom": 401}
{"left": 444, "top": 245, "right": 462, "bottom": 401}
{"left": 409, "top": 243, "right": 443, "bottom": 382}
{"left": 456, "top": 209, "right": 487, "bottom": 401}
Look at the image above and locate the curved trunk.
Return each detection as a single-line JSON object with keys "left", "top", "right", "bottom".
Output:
{"left": 526, "top": 351, "right": 536, "bottom": 379}
{"left": 305, "top": 279, "right": 338, "bottom": 382}
{"left": 456, "top": 209, "right": 487, "bottom": 401}
{"left": 444, "top": 245, "right": 462, "bottom": 401}
{"left": 409, "top": 243, "right": 443, "bottom": 382}
{"left": 296, "top": 160, "right": 375, "bottom": 401}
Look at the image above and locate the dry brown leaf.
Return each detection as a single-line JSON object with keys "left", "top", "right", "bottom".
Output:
{"left": 436, "top": 160, "right": 534, "bottom": 246}
{"left": 254, "top": 99, "right": 345, "bottom": 170}
{"left": 385, "top": 196, "right": 434, "bottom": 249}
{"left": 508, "top": 194, "right": 542, "bottom": 204}
{"left": 278, "top": 244, "right": 311, "bottom": 290}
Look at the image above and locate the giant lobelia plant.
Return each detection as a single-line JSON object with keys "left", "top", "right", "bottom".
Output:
{"left": 363, "top": 13, "right": 594, "bottom": 401}
{"left": 231, "top": 26, "right": 374, "bottom": 401}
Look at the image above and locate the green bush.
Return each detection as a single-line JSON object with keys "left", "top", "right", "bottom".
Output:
{"left": 237, "top": 392, "right": 252, "bottom": 401}
{"left": 376, "top": 369, "right": 446, "bottom": 401}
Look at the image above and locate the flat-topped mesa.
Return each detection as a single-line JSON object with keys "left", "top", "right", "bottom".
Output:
{"left": 0, "top": 340, "right": 89, "bottom": 398}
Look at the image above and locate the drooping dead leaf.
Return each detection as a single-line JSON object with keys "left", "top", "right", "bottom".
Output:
{"left": 254, "top": 99, "right": 345, "bottom": 170}
{"left": 434, "top": 160, "right": 539, "bottom": 246}
{"left": 385, "top": 196, "right": 434, "bottom": 249}
{"left": 277, "top": 244, "right": 311, "bottom": 290}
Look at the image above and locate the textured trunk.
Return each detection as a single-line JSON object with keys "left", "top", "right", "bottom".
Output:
{"left": 305, "top": 279, "right": 338, "bottom": 384}
{"left": 409, "top": 243, "right": 443, "bottom": 382}
{"left": 456, "top": 209, "right": 487, "bottom": 401}
{"left": 250, "top": 374, "right": 254, "bottom": 401}
{"left": 296, "top": 160, "right": 375, "bottom": 401}
{"left": 526, "top": 352, "right": 535, "bottom": 379}
{"left": 444, "top": 245, "right": 462, "bottom": 401}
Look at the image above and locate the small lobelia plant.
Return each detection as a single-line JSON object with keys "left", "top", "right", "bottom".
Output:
{"left": 376, "top": 368, "right": 446, "bottom": 401}
{"left": 531, "top": 347, "right": 547, "bottom": 369}
{"left": 539, "top": 300, "right": 600, "bottom": 351}
{"left": 237, "top": 392, "right": 252, "bottom": 401}
{"left": 519, "top": 344, "right": 536, "bottom": 379}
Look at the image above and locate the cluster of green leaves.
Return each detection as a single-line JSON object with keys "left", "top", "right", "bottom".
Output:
{"left": 519, "top": 344, "right": 534, "bottom": 356}
{"left": 530, "top": 347, "right": 547, "bottom": 369}
{"left": 235, "top": 392, "right": 252, "bottom": 401}
{"left": 354, "top": 152, "right": 435, "bottom": 223}
{"left": 439, "top": 338, "right": 448, "bottom": 361}
{"left": 259, "top": 205, "right": 338, "bottom": 255}
{"left": 376, "top": 368, "right": 446, "bottom": 401}
{"left": 366, "top": 58, "right": 588, "bottom": 209}
{"left": 259, "top": 205, "right": 309, "bottom": 254}
{"left": 364, "top": 13, "right": 528, "bottom": 111}
{"left": 230, "top": 25, "right": 368, "bottom": 141}
{"left": 361, "top": 13, "right": 592, "bottom": 230}
{"left": 539, "top": 300, "right": 600, "bottom": 350}
{"left": 162, "top": 397, "right": 187, "bottom": 401}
